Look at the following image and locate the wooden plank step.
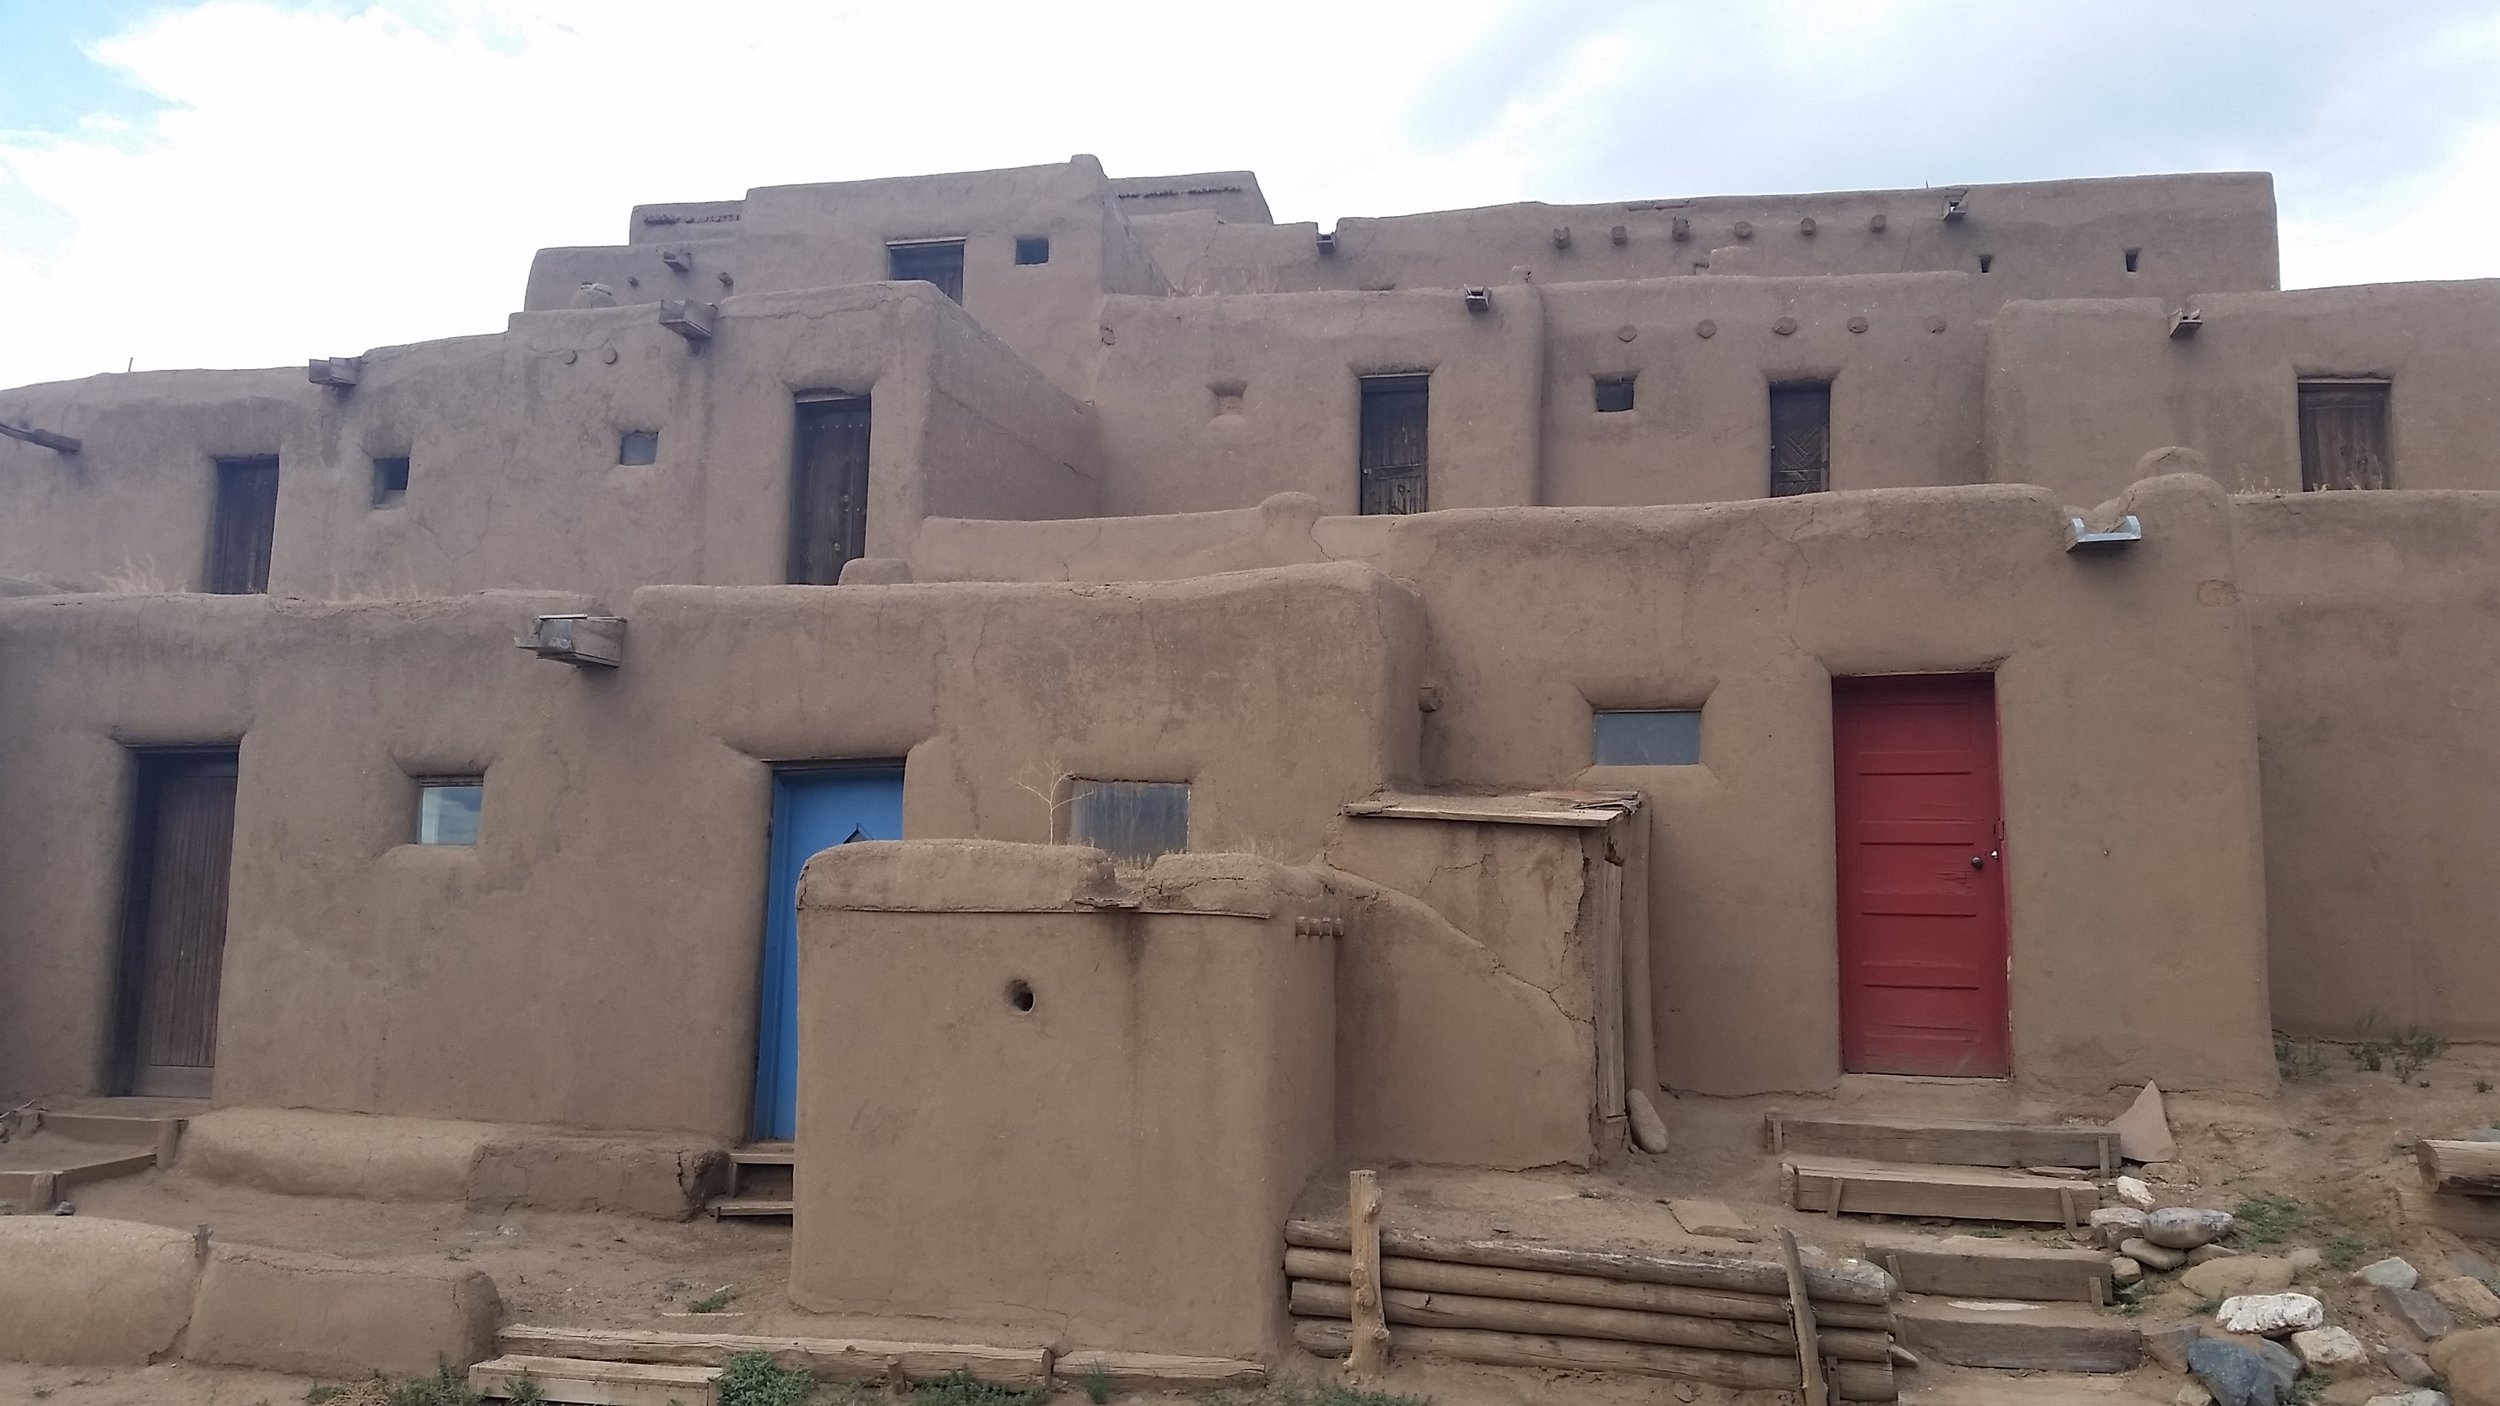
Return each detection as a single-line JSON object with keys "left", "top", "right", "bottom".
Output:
{"left": 1893, "top": 1297, "right": 2141, "bottom": 1374}
{"left": 1766, "top": 1113, "right": 2117, "bottom": 1172}
{"left": 471, "top": 1354, "right": 719, "bottom": 1405}
{"left": 1782, "top": 1158, "right": 2099, "bottom": 1227}
{"left": 1898, "top": 1370, "right": 2153, "bottom": 1405}
{"left": 708, "top": 1197, "right": 792, "bottom": 1218}
{"left": 1050, "top": 1350, "right": 1267, "bottom": 1391}
{"left": 35, "top": 1112, "right": 181, "bottom": 1147}
{"left": 55, "top": 1150, "right": 164, "bottom": 1193}
{"left": 727, "top": 1143, "right": 795, "bottom": 1167}
{"left": 495, "top": 1325, "right": 1051, "bottom": 1387}
{"left": 1861, "top": 1234, "right": 2111, "bottom": 1304}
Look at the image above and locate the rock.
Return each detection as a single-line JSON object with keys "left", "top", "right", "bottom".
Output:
{"left": 2116, "top": 1175, "right": 2159, "bottom": 1210}
{"left": 2434, "top": 1275, "right": 2500, "bottom": 1324}
{"left": 2177, "top": 1386, "right": 2216, "bottom": 1406}
{"left": 2189, "top": 1334, "right": 2299, "bottom": 1406}
{"left": 2127, "top": 1237, "right": 2191, "bottom": 1271}
{"left": 2287, "top": 1247, "right": 2324, "bottom": 1275}
{"left": 2433, "top": 1325, "right": 2500, "bottom": 1405}
{"left": 2143, "top": 1320, "right": 2202, "bottom": 1371}
{"left": 2292, "top": 1325, "right": 2367, "bottom": 1374}
{"left": 2384, "top": 1284, "right": 2461, "bottom": 1340}
{"left": 2093, "top": 1206, "right": 2151, "bottom": 1248}
{"left": 2467, "top": 1127, "right": 2500, "bottom": 1143}
{"left": 2115, "top": 1082, "right": 2179, "bottom": 1162}
{"left": 2184, "top": 1256, "right": 2298, "bottom": 1300}
{"left": 2192, "top": 1244, "right": 2242, "bottom": 1265}
{"left": 1667, "top": 1199, "right": 1756, "bottom": 1241}
{"left": 2359, "top": 1257, "right": 2424, "bottom": 1291}
{"left": 2112, "top": 1255, "right": 2145, "bottom": 1286}
{"left": 2455, "top": 1250, "right": 2500, "bottom": 1291}
{"left": 2382, "top": 1343, "right": 2438, "bottom": 1385}
{"left": 2148, "top": 1207, "right": 2236, "bottom": 1250}
{"left": 2362, "top": 1394, "right": 2451, "bottom": 1406}
{"left": 2146, "top": 1160, "right": 2201, "bottom": 1185}
{"left": 2216, "top": 1291, "right": 2325, "bottom": 1335}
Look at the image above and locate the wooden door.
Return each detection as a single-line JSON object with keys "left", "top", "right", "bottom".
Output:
{"left": 753, "top": 765, "right": 905, "bottom": 1140}
{"left": 1832, "top": 675, "right": 2010, "bottom": 1077}
{"left": 120, "top": 752, "right": 240, "bottom": 1098}
{"left": 2298, "top": 380, "right": 2391, "bottom": 490}
{"left": 787, "top": 397, "right": 871, "bottom": 584}
{"left": 1358, "top": 374, "right": 1429, "bottom": 515}
{"left": 1769, "top": 383, "right": 1831, "bottom": 497}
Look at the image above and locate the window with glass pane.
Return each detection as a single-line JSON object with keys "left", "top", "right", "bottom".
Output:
{"left": 1592, "top": 710, "right": 1702, "bottom": 766}
{"left": 417, "top": 779, "right": 483, "bottom": 845}
{"left": 1066, "top": 779, "right": 1188, "bottom": 866}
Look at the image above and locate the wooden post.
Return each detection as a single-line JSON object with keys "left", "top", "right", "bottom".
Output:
{"left": 1347, "top": 1170, "right": 1389, "bottom": 1378}
{"left": 1776, "top": 1229, "right": 1830, "bottom": 1406}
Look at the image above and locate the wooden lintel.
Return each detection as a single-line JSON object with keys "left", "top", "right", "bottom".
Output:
{"left": 0, "top": 421, "right": 80, "bottom": 454}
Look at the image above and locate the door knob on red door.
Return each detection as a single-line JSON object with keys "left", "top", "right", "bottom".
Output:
{"left": 1970, "top": 854, "right": 1986, "bottom": 869}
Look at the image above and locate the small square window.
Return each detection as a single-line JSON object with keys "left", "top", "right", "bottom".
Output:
{"left": 417, "top": 779, "right": 483, "bottom": 845}
{"left": 1592, "top": 710, "right": 1701, "bottom": 766}
{"left": 1594, "top": 376, "right": 1636, "bottom": 413}
{"left": 618, "top": 431, "right": 658, "bottom": 466}
{"left": 1014, "top": 236, "right": 1051, "bottom": 266}
{"left": 371, "top": 456, "right": 410, "bottom": 508}
{"left": 1066, "top": 779, "right": 1189, "bottom": 866}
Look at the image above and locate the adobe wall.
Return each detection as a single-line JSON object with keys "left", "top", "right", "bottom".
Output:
{"left": 526, "top": 157, "right": 1165, "bottom": 393}
{"left": 1084, "top": 285, "right": 1546, "bottom": 516}
{"left": 2237, "top": 492, "right": 2500, "bottom": 1042}
{"left": 1377, "top": 475, "right": 2276, "bottom": 1096}
{"left": 1130, "top": 172, "right": 2279, "bottom": 306}
{"left": 1985, "top": 281, "right": 2500, "bottom": 503}
{"left": 0, "top": 566, "right": 1424, "bottom": 1132}
{"left": 0, "top": 285, "right": 1097, "bottom": 605}
{"left": 790, "top": 844, "right": 1334, "bottom": 1358}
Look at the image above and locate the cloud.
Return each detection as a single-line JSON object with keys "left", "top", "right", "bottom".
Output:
{"left": 0, "top": 0, "right": 2493, "bottom": 389}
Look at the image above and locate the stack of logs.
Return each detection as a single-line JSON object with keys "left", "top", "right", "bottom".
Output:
{"left": 2410, "top": 1139, "right": 2500, "bottom": 1239}
{"left": 1284, "top": 1218, "right": 1901, "bottom": 1401}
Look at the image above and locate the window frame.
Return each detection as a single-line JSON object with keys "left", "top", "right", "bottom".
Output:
{"left": 1591, "top": 709, "right": 1704, "bottom": 767}
{"left": 414, "top": 777, "right": 484, "bottom": 847}
{"left": 1063, "top": 778, "right": 1191, "bottom": 867}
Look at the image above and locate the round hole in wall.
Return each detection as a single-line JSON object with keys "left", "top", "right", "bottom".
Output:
{"left": 1006, "top": 979, "right": 1036, "bottom": 1014}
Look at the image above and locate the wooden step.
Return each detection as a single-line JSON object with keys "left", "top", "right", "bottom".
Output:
{"left": 1862, "top": 1234, "right": 2112, "bottom": 1304}
{"left": 1767, "top": 1112, "right": 2117, "bottom": 1172}
{"left": 727, "top": 1143, "right": 795, "bottom": 1167}
{"left": 1783, "top": 1157, "right": 2100, "bottom": 1226}
{"left": 1894, "top": 1297, "right": 2142, "bottom": 1373}
{"left": 495, "top": 1324, "right": 1052, "bottom": 1387}
{"left": 707, "top": 1196, "right": 792, "bottom": 1218}
{"left": 1899, "top": 1369, "right": 2155, "bottom": 1404}
{"left": 471, "top": 1354, "right": 719, "bottom": 1405}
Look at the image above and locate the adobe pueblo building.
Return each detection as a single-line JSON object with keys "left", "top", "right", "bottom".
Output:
{"left": 2, "top": 156, "right": 2498, "bottom": 1381}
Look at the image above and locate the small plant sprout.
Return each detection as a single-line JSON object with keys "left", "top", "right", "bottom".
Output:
{"left": 687, "top": 1285, "right": 738, "bottom": 1313}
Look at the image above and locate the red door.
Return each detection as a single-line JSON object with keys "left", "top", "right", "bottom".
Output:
{"left": 1833, "top": 674, "right": 2010, "bottom": 1077}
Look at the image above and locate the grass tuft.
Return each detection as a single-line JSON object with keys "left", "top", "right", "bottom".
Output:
{"left": 2230, "top": 1193, "right": 2310, "bottom": 1246}
{"left": 715, "top": 1351, "right": 813, "bottom": 1406}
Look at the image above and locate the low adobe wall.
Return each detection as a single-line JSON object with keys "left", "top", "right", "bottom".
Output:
{"left": 790, "top": 843, "right": 1336, "bottom": 1358}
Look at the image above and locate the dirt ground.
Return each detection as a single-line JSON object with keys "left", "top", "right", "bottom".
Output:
{"left": 24, "top": 1040, "right": 2500, "bottom": 1405}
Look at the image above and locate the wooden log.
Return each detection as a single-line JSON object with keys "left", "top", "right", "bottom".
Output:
{"left": 471, "top": 1355, "right": 719, "bottom": 1406}
{"left": 1293, "top": 1320, "right": 1895, "bottom": 1402}
{"left": 1284, "top": 1219, "right": 1895, "bottom": 1305}
{"left": 2418, "top": 1140, "right": 2500, "bottom": 1197}
{"left": 1781, "top": 1157, "right": 2099, "bottom": 1225}
{"left": 1779, "top": 1228, "right": 1832, "bottom": 1406}
{"left": 1044, "top": 1351, "right": 1266, "bottom": 1390}
{"left": 492, "top": 1325, "right": 1049, "bottom": 1387}
{"left": 1764, "top": 1113, "right": 2116, "bottom": 1171}
{"left": 1860, "top": 1233, "right": 2111, "bottom": 1304}
{"left": 1289, "top": 1280, "right": 1890, "bottom": 1363}
{"left": 1284, "top": 1248, "right": 1894, "bottom": 1331}
{"left": 1348, "top": 1169, "right": 1389, "bottom": 1377}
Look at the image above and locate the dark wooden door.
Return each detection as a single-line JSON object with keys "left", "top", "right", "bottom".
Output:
{"left": 1358, "top": 374, "right": 1429, "bottom": 515}
{"left": 121, "top": 753, "right": 240, "bottom": 1098}
{"left": 1832, "top": 675, "right": 2010, "bottom": 1077}
{"left": 1770, "top": 383, "right": 1832, "bottom": 497}
{"left": 2298, "top": 380, "right": 2391, "bottom": 490}
{"left": 207, "top": 456, "right": 279, "bottom": 593}
{"left": 788, "top": 397, "right": 872, "bottom": 584}
{"left": 886, "top": 242, "right": 964, "bottom": 302}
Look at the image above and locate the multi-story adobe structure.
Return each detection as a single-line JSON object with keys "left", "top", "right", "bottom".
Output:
{"left": 2, "top": 155, "right": 2497, "bottom": 1360}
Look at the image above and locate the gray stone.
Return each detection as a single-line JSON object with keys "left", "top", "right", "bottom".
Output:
{"left": 2286, "top": 1247, "right": 2323, "bottom": 1274}
{"left": 2126, "top": 1237, "right": 2190, "bottom": 1271}
{"left": 2191, "top": 1244, "right": 2241, "bottom": 1265}
{"left": 2382, "top": 1284, "right": 2459, "bottom": 1340}
{"left": 2453, "top": 1249, "right": 2500, "bottom": 1291}
{"left": 2143, "top": 1320, "right": 2201, "bottom": 1372}
{"left": 2113, "top": 1256, "right": 2145, "bottom": 1287}
{"left": 2189, "top": 1335, "right": 2298, "bottom": 1406}
{"left": 2291, "top": 1325, "right": 2366, "bottom": 1373}
{"left": 2359, "top": 1256, "right": 2423, "bottom": 1291}
{"left": 2092, "top": 1206, "right": 2149, "bottom": 1249}
{"left": 2148, "top": 1207, "right": 2236, "bottom": 1250}
{"left": 2381, "top": 1344, "right": 2438, "bottom": 1386}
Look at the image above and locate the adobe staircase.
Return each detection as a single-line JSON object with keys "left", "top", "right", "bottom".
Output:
{"left": 1767, "top": 1110, "right": 2147, "bottom": 1402}
{"left": 706, "top": 1141, "right": 793, "bottom": 1219}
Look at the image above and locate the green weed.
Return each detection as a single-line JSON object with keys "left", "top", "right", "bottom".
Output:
{"left": 909, "top": 1371, "right": 1050, "bottom": 1406}
{"left": 715, "top": 1352, "right": 813, "bottom": 1406}
{"left": 687, "top": 1286, "right": 738, "bottom": 1313}
{"left": 2324, "top": 1235, "right": 2366, "bottom": 1270}
{"left": 2230, "top": 1193, "right": 2310, "bottom": 1246}
{"left": 1079, "top": 1363, "right": 1113, "bottom": 1405}
{"left": 2274, "top": 1032, "right": 2330, "bottom": 1082}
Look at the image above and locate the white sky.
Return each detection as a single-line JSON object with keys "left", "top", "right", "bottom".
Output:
{"left": 1, "top": 0, "right": 2496, "bottom": 390}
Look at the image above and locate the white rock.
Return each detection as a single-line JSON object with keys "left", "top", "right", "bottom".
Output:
{"left": 2356, "top": 1256, "right": 2422, "bottom": 1291}
{"left": 2175, "top": 1385, "right": 2216, "bottom": 1406}
{"left": 2145, "top": 1207, "right": 2235, "bottom": 1250}
{"left": 2114, "top": 1175, "right": 2157, "bottom": 1210}
{"left": 2361, "top": 1393, "right": 2450, "bottom": 1406}
{"left": 2292, "top": 1325, "right": 2367, "bottom": 1371}
{"left": 2217, "top": 1291, "right": 2326, "bottom": 1335}
{"left": 2091, "top": 1206, "right": 2148, "bottom": 1248}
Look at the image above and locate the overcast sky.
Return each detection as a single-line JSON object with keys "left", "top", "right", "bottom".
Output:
{"left": 3, "top": 0, "right": 2496, "bottom": 390}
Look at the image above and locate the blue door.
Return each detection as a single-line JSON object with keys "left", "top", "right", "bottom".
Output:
{"left": 753, "top": 766, "right": 904, "bottom": 1141}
